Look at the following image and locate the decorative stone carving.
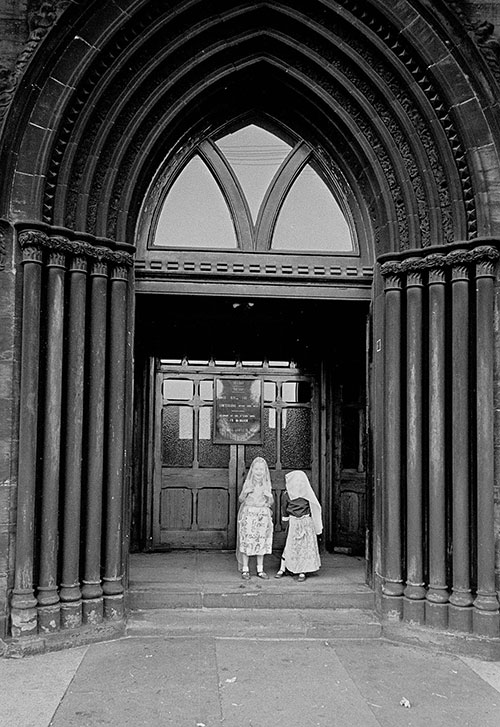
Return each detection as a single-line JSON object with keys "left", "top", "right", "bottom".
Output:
{"left": 0, "top": 226, "right": 7, "bottom": 270}
{"left": 380, "top": 244, "right": 500, "bottom": 277}
{"left": 18, "top": 229, "right": 134, "bottom": 267}
{"left": 0, "top": 1, "right": 74, "bottom": 124}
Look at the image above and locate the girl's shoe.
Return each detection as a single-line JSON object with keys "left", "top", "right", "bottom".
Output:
{"left": 274, "top": 570, "right": 285, "bottom": 578}
{"left": 257, "top": 571, "right": 269, "bottom": 580}
{"left": 241, "top": 570, "right": 250, "bottom": 580}
{"left": 297, "top": 573, "right": 306, "bottom": 582}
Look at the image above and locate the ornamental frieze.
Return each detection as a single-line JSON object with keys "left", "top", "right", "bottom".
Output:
{"left": 18, "top": 229, "right": 134, "bottom": 267}
{"left": 380, "top": 244, "right": 500, "bottom": 278}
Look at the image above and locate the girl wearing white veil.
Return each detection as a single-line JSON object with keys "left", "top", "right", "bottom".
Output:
{"left": 275, "top": 470, "right": 322, "bottom": 582}
{"left": 236, "top": 456, "right": 273, "bottom": 580}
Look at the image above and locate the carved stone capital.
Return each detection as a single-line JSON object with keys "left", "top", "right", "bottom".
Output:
{"left": 90, "top": 259, "right": 108, "bottom": 277}
{"left": 383, "top": 273, "right": 402, "bottom": 291}
{"left": 428, "top": 267, "right": 446, "bottom": 285}
{"left": 46, "top": 249, "right": 66, "bottom": 268}
{"left": 449, "top": 250, "right": 470, "bottom": 282}
{"left": 69, "top": 254, "right": 88, "bottom": 273}
{"left": 19, "top": 230, "right": 46, "bottom": 264}
{"left": 406, "top": 270, "right": 423, "bottom": 288}
{"left": 110, "top": 264, "right": 129, "bottom": 281}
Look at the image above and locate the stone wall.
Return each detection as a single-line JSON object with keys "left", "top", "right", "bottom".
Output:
{"left": 0, "top": 2, "right": 27, "bottom": 644}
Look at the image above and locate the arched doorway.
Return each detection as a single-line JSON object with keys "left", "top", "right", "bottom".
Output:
{"left": 132, "top": 118, "right": 373, "bottom": 564}
{"left": 2, "top": 1, "right": 500, "bottom": 649}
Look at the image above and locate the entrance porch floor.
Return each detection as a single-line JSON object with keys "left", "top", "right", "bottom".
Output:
{"left": 128, "top": 550, "right": 374, "bottom": 611}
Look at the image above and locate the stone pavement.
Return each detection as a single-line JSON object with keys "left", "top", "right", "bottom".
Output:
{"left": 2, "top": 608, "right": 500, "bottom": 727}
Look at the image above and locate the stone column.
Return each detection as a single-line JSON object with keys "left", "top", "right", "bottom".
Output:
{"left": 403, "top": 265, "right": 426, "bottom": 622}
{"left": 448, "top": 252, "right": 473, "bottom": 632}
{"left": 473, "top": 249, "right": 500, "bottom": 636}
{"left": 37, "top": 245, "right": 66, "bottom": 633}
{"left": 380, "top": 264, "right": 404, "bottom": 615}
{"left": 102, "top": 263, "right": 129, "bottom": 621}
{"left": 10, "top": 233, "right": 44, "bottom": 638}
{"left": 425, "top": 257, "right": 449, "bottom": 628}
{"left": 82, "top": 259, "right": 108, "bottom": 624}
{"left": 59, "top": 253, "right": 87, "bottom": 630}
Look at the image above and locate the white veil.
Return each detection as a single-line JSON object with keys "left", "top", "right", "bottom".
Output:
{"left": 285, "top": 470, "right": 323, "bottom": 535}
{"left": 235, "top": 457, "right": 273, "bottom": 570}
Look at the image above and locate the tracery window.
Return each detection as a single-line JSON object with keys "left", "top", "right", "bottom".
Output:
{"left": 152, "top": 124, "right": 354, "bottom": 253}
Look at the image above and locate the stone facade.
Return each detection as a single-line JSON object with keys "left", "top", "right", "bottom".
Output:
{"left": 1, "top": 0, "right": 500, "bottom": 651}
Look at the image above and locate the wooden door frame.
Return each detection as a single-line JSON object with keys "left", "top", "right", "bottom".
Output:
{"left": 145, "top": 360, "right": 322, "bottom": 550}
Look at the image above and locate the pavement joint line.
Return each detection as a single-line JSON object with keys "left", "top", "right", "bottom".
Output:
{"left": 122, "top": 634, "right": 382, "bottom": 642}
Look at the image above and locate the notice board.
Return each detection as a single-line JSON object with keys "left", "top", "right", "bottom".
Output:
{"left": 213, "top": 377, "right": 262, "bottom": 444}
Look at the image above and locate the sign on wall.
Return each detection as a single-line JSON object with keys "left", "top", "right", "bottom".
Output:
{"left": 213, "top": 378, "right": 262, "bottom": 444}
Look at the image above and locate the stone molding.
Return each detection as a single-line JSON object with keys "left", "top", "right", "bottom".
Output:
{"left": 380, "top": 244, "right": 500, "bottom": 277}
{"left": 18, "top": 229, "right": 134, "bottom": 267}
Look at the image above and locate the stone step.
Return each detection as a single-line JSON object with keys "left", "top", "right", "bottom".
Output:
{"left": 127, "top": 582, "right": 375, "bottom": 611}
{"left": 127, "top": 607, "right": 382, "bottom": 640}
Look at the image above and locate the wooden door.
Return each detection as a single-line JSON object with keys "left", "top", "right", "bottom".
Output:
{"left": 152, "top": 364, "right": 318, "bottom": 550}
{"left": 332, "top": 360, "right": 368, "bottom": 555}
{"left": 153, "top": 373, "right": 236, "bottom": 549}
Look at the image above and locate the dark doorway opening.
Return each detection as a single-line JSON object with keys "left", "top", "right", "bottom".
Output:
{"left": 132, "top": 294, "right": 370, "bottom": 559}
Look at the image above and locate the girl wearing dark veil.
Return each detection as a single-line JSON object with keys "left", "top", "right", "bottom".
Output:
{"left": 236, "top": 456, "right": 273, "bottom": 580}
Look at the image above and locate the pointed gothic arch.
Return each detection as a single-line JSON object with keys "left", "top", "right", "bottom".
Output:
{"left": 1, "top": 0, "right": 500, "bottom": 652}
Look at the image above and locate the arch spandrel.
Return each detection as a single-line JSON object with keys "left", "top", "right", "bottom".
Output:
{"left": 2, "top": 0, "right": 500, "bottom": 256}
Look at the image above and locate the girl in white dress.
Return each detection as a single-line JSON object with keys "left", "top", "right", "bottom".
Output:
{"left": 236, "top": 456, "right": 273, "bottom": 580}
{"left": 275, "top": 470, "right": 322, "bottom": 582}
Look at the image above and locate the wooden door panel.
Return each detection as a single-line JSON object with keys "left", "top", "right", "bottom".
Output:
{"left": 159, "top": 467, "right": 232, "bottom": 548}
{"left": 160, "top": 487, "right": 192, "bottom": 530}
{"left": 336, "top": 470, "right": 366, "bottom": 553}
{"left": 197, "top": 488, "right": 229, "bottom": 530}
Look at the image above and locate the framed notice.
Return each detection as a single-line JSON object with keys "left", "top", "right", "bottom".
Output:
{"left": 213, "top": 377, "right": 263, "bottom": 444}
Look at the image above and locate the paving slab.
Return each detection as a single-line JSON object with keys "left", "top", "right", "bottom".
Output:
{"left": 334, "top": 639, "right": 500, "bottom": 726}
{"left": 49, "top": 637, "right": 223, "bottom": 727}
{"left": 43, "top": 635, "right": 500, "bottom": 727}
{"left": 0, "top": 645, "right": 87, "bottom": 727}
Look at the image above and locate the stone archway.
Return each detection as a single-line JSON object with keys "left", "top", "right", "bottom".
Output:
{"left": 1, "top": 1, "right": 500, "bottom": 649}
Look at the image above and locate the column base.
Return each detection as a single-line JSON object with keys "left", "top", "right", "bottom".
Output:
{"left": 104, "top": 593, "right": 125, "bottom": 621}
{"left": 82, "top": 597, "right": 103, "bottom": 625}
{"left": 381, "top": 593, "right": 403, "bottom": 620}
{"left": 425, "top": 600, "right": 448, "bottom": 629}
{"left": 10, "top": 606, "right": 38, "bottom": 638}
{"left": 38, "top": 603, "right": 61, "bottom": 633}
{"left": 473, "top": 608, "right": 500, "bottom": 638}
{"left": 403, "top": 597, "right": 425, "bottom": 625}
{"left": 60, "top": 600, "right": 82, "bottom": 630}
{"left": 448, "top": 604, "right": 473, "bottom": 633}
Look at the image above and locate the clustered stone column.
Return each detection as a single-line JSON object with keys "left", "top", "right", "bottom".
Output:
{"left": 10, "top": 229, "right": 133, "bottom": 639}
{"left": 380, "top": 243, "right": 500, "bottom": 637}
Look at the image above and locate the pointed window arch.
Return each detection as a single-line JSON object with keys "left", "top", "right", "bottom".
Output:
{"left": 151, "top": 123, "right": 355, "bottom": 254}
{"left": 154, "top": 155, "right": 237, "bottom": 249}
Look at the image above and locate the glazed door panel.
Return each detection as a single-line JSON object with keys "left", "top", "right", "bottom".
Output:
{"left": 153, "top": 375, "right": 237, "bottom": 549}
